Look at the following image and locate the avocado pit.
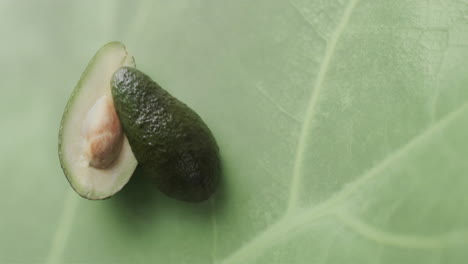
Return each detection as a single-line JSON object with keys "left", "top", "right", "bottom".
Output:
{"left": 82, "top": 95, "right": 123, "bottom": 169}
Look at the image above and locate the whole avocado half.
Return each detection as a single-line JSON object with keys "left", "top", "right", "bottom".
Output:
{"left": 111, "top": 67, "right": 220, "bottom": 202}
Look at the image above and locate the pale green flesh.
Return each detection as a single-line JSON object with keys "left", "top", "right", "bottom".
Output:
{"left": 58, "top": 42, "right": 137, "bottom": 200}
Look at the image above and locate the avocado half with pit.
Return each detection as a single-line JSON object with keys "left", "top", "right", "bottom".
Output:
{"left": 58, "top": 42, "right": 138, "bottom": 200}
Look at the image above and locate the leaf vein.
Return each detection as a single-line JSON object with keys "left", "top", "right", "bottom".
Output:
{"left": 287, "top": 0, "right": 360, "bottom": 213}
{"left": 289, "top": 0, "right": 328, "bottom": 40}
{"left": 256, "top": 83, "right": 301, "bottom": 123}
{"left": 336, "top": 211, "right": 443, "bottom": 249}
{"left": 45, "top": 190, "right": 79, "bottom": 264}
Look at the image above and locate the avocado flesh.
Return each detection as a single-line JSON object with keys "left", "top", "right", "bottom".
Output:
{"left": 58, "top": 42, "right": 138, "bottom": 200}
{"left": 111, "top": 67, "right": 220, "bottom": 202}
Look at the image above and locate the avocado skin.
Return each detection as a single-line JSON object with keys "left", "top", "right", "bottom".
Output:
{"left": 111, "top": 67, "right": 220, "bottom": 202}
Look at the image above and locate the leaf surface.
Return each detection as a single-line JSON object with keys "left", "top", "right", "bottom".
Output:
{"left": 1, "top": 0, "right": 468, "bottom": 263}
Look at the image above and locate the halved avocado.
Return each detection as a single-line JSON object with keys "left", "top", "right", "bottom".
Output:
{"left": 58, "top": 42, "right": 138, "bottom": 200}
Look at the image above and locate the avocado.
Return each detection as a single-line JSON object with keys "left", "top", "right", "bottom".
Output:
{"left": 58, "top": 42, "right": 138, "bottom": 200}
{"left": 111, "top": 67, "right": 220, "bottom": 202}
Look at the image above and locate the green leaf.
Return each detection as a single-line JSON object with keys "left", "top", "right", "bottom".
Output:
{"left": 1, "top": 0, "right": 468, "bottom": 263}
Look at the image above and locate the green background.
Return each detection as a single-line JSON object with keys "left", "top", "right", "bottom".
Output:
{"left": 2, "top": 0, "right": 468, "bottom": 263}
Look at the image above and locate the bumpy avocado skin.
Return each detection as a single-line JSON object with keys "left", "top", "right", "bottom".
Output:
{"left": 111, "top": 67, "right": 220, "bottom": 202}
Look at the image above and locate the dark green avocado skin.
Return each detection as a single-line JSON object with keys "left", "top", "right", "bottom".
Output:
{"left": 111, "top": 67, "right": 220, "bottom": 202}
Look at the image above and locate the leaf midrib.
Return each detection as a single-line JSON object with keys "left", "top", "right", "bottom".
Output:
{"left": 286, "top": 0, "right": 361, "bottom": 213}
